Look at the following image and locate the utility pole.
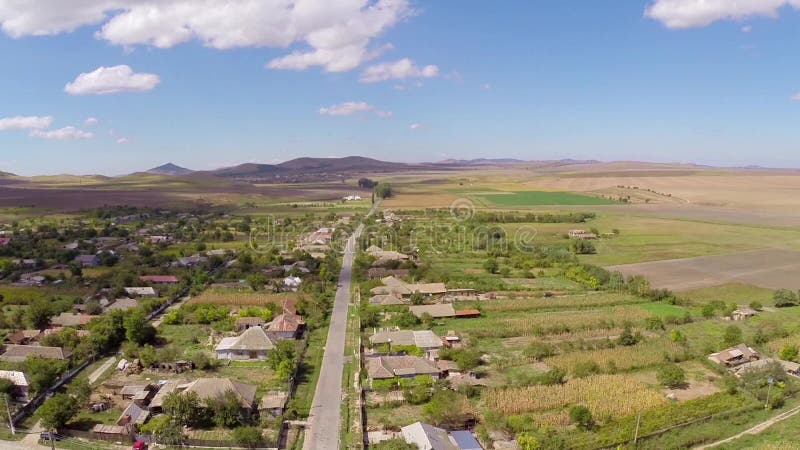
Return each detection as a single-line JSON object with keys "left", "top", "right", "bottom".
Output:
{"left": 2, "top": 394, "right": 13, "bottom": 435}
{"left": 633, "top": 411, "right": 642, "bottom": 446}
{"left": 49, "top": 429, "right": 55, "bottom": 450}
{"left": 765, "top": 377, "right": 775, "bottom": 410}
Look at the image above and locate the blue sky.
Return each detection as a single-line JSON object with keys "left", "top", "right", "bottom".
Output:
{"left": 1, "top": 0, "right": 799, "bottom": 176}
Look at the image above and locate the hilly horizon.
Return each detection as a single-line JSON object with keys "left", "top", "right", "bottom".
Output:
{"left": 145, "top": 162, "right": 194, "bottom": 176}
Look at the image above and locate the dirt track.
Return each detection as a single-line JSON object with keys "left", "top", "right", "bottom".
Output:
{"left": 607, "top": 248, "right": 800, "bottom": 291}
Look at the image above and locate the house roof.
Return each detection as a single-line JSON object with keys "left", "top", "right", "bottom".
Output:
{"left": 105, "top": 297, "right": 139, "bottom": 312}
{"left": 401, "top": 422, "right": 458, "bottom": 450}
{"left": 125, "top": 287, "right": 157, "bottom": 296}
{"left": 450, "top": 430, "right": 482, "bottom": 450}
{"left": 215, "top": 327, "right": 277, "bottom": 352}
{"left": 267, "top": 313, "right": 305, "bottom": 333}
{"left": 709, "top": 343, "right": 760, "bottom": 365}
{"left": 183, "top": 378, "right": 257, "bottom": 408}
{"left": 0, "top": 345, "right": 71, "bottom": 362}
{"left": 51, "top": 312, "right": 96, "bottom": 327}
{"left": 118, "top": 402, "right": 150, "bottom": 426}
{"left": 0, "top": 370, "right": 29, "bottom": 387}
{"left": 366, "top": 355, "right": 440, "bottom": 379}
{"left": 150, "top": 379, "right": 190, "bottom": 409}
{"left": 139, "top": 275, "right": 179, "bottom": 284}
{"left": 235, "top": 316, "right": 265, "bottom": 326}
{"left": 369, "top": 294, "right": 407, "bottom": 306}
{"left": 259, "top": 391, "right": 289, "bottom": 410}
{"left": 409, "top": 304, "right": 456, "bottom": 318}
{"left": 369, "top": 330, "right": 444, "bottom": 349}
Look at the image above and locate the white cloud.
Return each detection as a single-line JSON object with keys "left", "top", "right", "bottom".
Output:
{"left": 0, "top": 0, "right": 413, "bottom": 73}
{"left": 116, "top": 137, "right": 130, "bottom": 144}
{"left": 645, "top": 0, "right": 800, "bottom": 29}
{"left": 0, "top": 115, "right": 53, "bottom": 131}
{"left": 30, "top": 126, "right": 93, "bottom": 140}
{"left": 741, "top": 24, "right": 752, "bottom": 33}
{"left": 319, "top": 101, "right": 391, "bottom": 117}
{"left": 791, "top": 93, "right": 800, "bottom": 101}
{"left": 481, "top": 83, "right": 492, "bottom": 90}
{"left": 84, "top": 117, "right": 99, "bottom": 126}
{"left": 65, "top": 65, "right": 160, "bottom": 95}
{"left": 409, "top": 123, "right": 423, "bottom": 130}
{"left": 359, "top": 58, "right": 438, "bottom": 83}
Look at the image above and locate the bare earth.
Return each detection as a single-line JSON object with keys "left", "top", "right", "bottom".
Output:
{"left": 607, "top": 248, "right": 800, "bottom": 291}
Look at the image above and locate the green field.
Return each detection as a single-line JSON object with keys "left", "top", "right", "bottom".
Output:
{"left": 482, "top": 191, "right": 619, "bottom": 206}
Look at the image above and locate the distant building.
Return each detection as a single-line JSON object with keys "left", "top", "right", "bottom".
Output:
{"left": 124, "top": 287, "right": 158, "bottom": 298}
{"left": 74, "top": 254, "right": 101, "bottom": 267}
{"left": 369, "top": 329, "right": 444, "bottom": 359}
{"left": 139, "top": 275, "right": 179, "bottom": 284}
{"left": 731, "top": 307, "right": 757, "bottom": 321}
{"left": 708, "top": 344, "right": 760, "bottom": 367}
{"left": 366, "top": 355, "right": 441, "bottom": 380}
{"left": 0, "top": 371, "right": 30, "bottom": 400}
{"left": 0, "top": 345, "right": 72, "bottom": 362}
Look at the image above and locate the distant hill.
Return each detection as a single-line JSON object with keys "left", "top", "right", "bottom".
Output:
{"left": 435, "top": 158, "right": 529, "bottom": 166}
{"left": 146, "top": 163, "right": 193, "bottom": 176}
{"left": 211, "top": 156, "right": 433, "bottom": 181}
{"left": 0, "top": 171, "right": 15, "bottom": 178}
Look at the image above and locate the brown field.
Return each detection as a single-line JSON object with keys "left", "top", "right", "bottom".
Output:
{"left": 607, "top": 248, "right": 800, "bottom": 291}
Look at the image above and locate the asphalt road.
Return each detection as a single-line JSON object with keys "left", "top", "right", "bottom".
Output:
{"left": 303, "top": 222, "right": 366, "bottom": 450}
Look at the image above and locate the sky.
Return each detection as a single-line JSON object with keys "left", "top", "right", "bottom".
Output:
{"left": 1, "top": 0, "right": 800, "bottom": 176}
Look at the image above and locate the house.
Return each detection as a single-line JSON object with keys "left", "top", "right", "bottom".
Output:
{"left": 0, "top": 345, "right": 71, "bottom": 362}
{"left": 4, "top": 329, "right": 41, "bottom": 345}
{"left": 366, "top": 246, "right": 410, "bottom": 266}
{"left": 0, "top": 370, "right": 30, "bottom": 400}
{"left": 149, "top": 379, "right": 190, "bottom": 412}
{"left": 139, "top": 275, "right": 179, "bottom": 284}
{"left": 366, "top": 355, "right": 441, "bottom": 380}
{"left": 367, "top": 268, "right": 411, "bottom": 280}
{"left": 708, "top": 344, "right": 761, "bottom": 367}
{"left": 104, "top": 297, "right": 139, "bottom": 313}
{"left": 369, "top": 294, "right": 408, "bottom": 306}
{"left": 731, "top": 307, "right": 757, "bottom": 321}
{"left": 401, "top": 422, "right": 458, "bottom": 450}
{"left": 454, "top": 309, "right": 481, "bottom": 318}
{"left": 74, "top": 254, "right": 101, "bottom": 267}
{"left": 124, "top": 287, "right": 158, "bottom": 298}
{"left": 13, "top": 274, "right": 46, "bottom": 287}
{"left": 283, "top": 276, "right": 302, "bottom": 291}
{"left": 343, "top": 195, "right": 362, "bottom": 201}
{"left": 369, "top": 330, "right": 444, "bottom": 359}
{"left": 371, "top": 276, "right": 447, "bottom": 299}
{"left": 92, "top": 424, "right": 130, "bottom": 437}
{"left": 182, "top": 378, "right": 257, "bottom": 413}
{"left": 259, "top": 391, "right": 289, "bottom": 417}
{"left": 117, "top": 402, "right": 150, "bottom": 427}
{"left": 266, "top": 312, "right": 306, "bottom": 339}
{"left": 409, "top": 304, "right": 457, "bottom": 319}
{"left": 148, "top": 235, "right": 172, "bottom": 245}
{"left": 304, "top": 227, "right": 335, "bottom": 245}
{"left": 174, "top": 255, "right": 208, "bottom": 268}
{"left": 51, "top": 312, "right": 96, "bottom": 328}
{"left": 568, "top": 229, "right": 598, "bottom": 240}
{"left": 235, "top": 316, "right": 266, "bottom": 332}
{"left": 450, "top": 430, "right": 483, "bottom": 450}
{"left": 215, "top": 327, "right": 277, "bottom": 360}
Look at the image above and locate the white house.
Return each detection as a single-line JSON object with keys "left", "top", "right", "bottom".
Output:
{"left": 215, "top": 327, "right": 277, "bottom": 361}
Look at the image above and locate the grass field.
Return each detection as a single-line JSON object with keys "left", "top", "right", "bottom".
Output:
{"left": 480, "top": 191, "right": 619, "bottom": 206}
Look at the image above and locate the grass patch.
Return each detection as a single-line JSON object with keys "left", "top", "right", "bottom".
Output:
{"left": 482, "top": 191, "right": 618, "bottom": 206}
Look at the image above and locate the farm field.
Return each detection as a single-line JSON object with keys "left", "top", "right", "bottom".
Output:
{"left": 607, "top": 248, "right": 800, "bottom": 291}
{"left": 479, "top": 191, "right": 619, "bottom": 206}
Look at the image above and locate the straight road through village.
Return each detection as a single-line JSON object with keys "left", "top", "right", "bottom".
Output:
{"left": 303, "top": 218, "right": 367, "bottom": 450}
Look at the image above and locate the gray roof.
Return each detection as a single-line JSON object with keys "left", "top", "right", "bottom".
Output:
{"left": 216, "top": 326, "right": 277, "bottom": 352}
{"left": 0, "top": 345, "right": 71, "bottom": 362}
{"left": 369, "top": 330, "right": 443, "bottom": 349}
{"left": 401, "top": 422, "right": 458, "bottom": 450}
{"left": 409, "top": 304, "right": 456, "bottom": 318}
{"left": 450, "top": 430, "right": 482, "bottom": 450}
{"left": 366, "top": 355, "right": 440, "bottom": 379}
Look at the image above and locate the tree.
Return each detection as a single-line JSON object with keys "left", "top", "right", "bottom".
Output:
{"left": 67, "top": 378, "right": 92, "bottom": 406}
{"left": 569, "top": 239, "right": 596, "bottom": 255}
{"left": 670, "top": 329, "right": 687, "bottom": 345}
{"left": 38, "top": 394, "right": 78, "bottom": 430}
{"left": 774, "top": 289, "right": 799, "bottom": 308}
{"left": 268, "top": 340, "right": 296, "bottom": 371}
{"left": 422, "top": 390, "right": 472, "bottom": 427}
{"left": 657, "top": 364, "right": 686, "bottom": 388}
{"left": 723, "top": 325, "right": 743, "bottom": 346}
{"left": 124, "top": 309, "right": 156, "bottom": 345}
{"left": 247, "top": 273, "right": 267, "bottom": 291}
{"left": 701, "top": 303, "right": 716, "bottom": 318}
{"left": 232, "top": 426, "right": 263, "bottom": 448}
{"left": 374, "top": 182, "right": 393, "bottom": 199}
{"left": 24, "top": 298, "right": 52, "bottom": 329}
{"left": 483, "top": 258, "right": 499, "bottom": 274}
{"left": 568, "top": 405, "right": 594, "bottom": 430}
{"left": 142, "top": 415, "right": 184, "bottom": 446}
{"left": 163, "top": 392, "right": 207, "bottom": 427}
{"left": 617, "top": 326, "right": 639, "bottom": 346}
{"left": 23, "top": 357, "right": 66, "bottom": 395}
{"left": 780, "top": 344, "right": 799, "bottom": 362}
{"left": 207, "top": 391, "right": 245, "bottom": 428}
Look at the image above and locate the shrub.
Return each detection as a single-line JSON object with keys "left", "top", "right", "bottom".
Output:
{"left": 569, "top": 405, "right": 594, "bottom": 430}
{"left": 657, "top": 364, "right": 686, "bottom": 388}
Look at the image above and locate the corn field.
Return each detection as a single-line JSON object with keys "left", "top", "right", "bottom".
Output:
{"left": 484, "top": 374, "right": 666, "bottom": 419}
{"left": 187, "top": 290, "right": 301, "bottom": 307}
{"left": 478, "top": 293, "right": 645, "bottom": 313}
{"left": 546, "top": 338, "right": 687, "bottom": 374}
